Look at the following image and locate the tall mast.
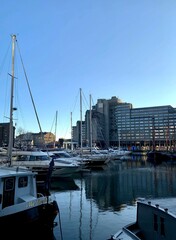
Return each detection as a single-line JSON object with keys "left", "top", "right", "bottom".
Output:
{"left": 54, "top": 110, "right": 58, "bottom": 148}
{"left": 118, "top": 129, "right": 120, "bottom": 149}
{"left": 89, "top": 94, "right": 92, "bottom": 153}
{"left": 152, "top": 116, "right": 155, "bottom": 151}
{"left": 80, "top": 88, "right": 83, "bottom": 156}
{"left": 8, "top": 34, "right": 16, "bottom": 165}
{"left": 71, "top": 112, "right": 73, "bottom": 151}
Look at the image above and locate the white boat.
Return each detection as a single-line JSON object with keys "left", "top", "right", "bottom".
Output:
{"left": 11, "top": 150, "right": 82, "bottom": 178}
{"left": 0, "top": 35, "right": 59, "bottom": 238}
{"left": 109, "top": 197, "right": 176, "bottom": 240}
{"left": 73, "top": 147, "right": 110, "bottom": 168}
{"left": 82, "top": 150, "right": 110, "bottom": 166}
{"left": 46, "top": 149, "right": 86, "bottom": 166}
{"left": 47, "top": 148, "right": 110, "bottom": 169}
{"left": 108, "top": 148, "right": 131, "bottom": 160}
{"left": 0, "top": 165, "right": 59, "bottom": 237}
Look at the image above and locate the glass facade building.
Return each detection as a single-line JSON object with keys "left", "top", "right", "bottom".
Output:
{"left": 82, "top": 97, "right": 176, "bottom": 150}
{"left": 110, "top": 104, "right": 176, "bottom": 150}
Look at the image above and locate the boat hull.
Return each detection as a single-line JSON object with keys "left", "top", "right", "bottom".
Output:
{"left": 110, "top": 199, "right": 176, "bottom": 240}
{"left": 0, "top": 200, "right": 58, "bottom": 238}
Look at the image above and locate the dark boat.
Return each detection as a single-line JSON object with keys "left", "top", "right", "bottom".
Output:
{"left": 147, "top": 150, "right": 176, "bottom": 165}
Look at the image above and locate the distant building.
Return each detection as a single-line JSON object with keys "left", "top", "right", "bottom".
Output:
{"left": 0, "top": 123, "right": 15, "bottom": 147}
{"left": 72, "top": 126, "right": 77, "bottom": 142}
{"left": 76, "top": 120, "right": 86, "bottom": 147}
{"left": 15, "top": 132, "right": 33, "bottom": 149}
{"left": 3, "top": 96, "right": 176, "bottom": 151}
{"left": 72, "top": 96, "right": 176, "bottom": 151}
{"left": 15, "top": 132, "right": 56, "bottom": 149}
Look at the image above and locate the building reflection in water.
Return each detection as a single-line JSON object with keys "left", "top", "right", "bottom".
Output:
{"left": 53, "top": 157, "right": 176, "bottom": 240}
{"left": 84, "top": 158, "right": 176, "bottom": 212}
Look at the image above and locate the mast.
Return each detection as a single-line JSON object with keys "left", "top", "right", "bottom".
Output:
{"left": 54, "top": 110, "right": 58, "bottom": 148}
{"left": 71, "top": 112, "right": 73, "bottom": 151}
{"left": 89, "top": 94, "right": 92, "bottom": 153}
{"left": 80, "top": 88, "right": 83, "bottom": 156}
{"left": 152, "top": 116, "right": 155, "bottom": 151}
{"left": 8, "top": 34, "right": 16, "bottom": 166}
{"left": 118, "top": 129, "right": 120, "bottom": 149}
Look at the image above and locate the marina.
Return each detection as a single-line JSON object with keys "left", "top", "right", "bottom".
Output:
{"left": 0, "top": 4, "right": 175, "bottom": 239}
{"left": 50, "top": 155, "right": 176, "bottom": 240}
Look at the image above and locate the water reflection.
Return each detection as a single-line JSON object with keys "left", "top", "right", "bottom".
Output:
{"left": 84, "top": 157, "right": 176, "bottom": 212}
{"left": 51, "top": 177, "right": 80, "bottom": 191}
{"left": 53, "top": 156, "right": 176, "bottom": 240}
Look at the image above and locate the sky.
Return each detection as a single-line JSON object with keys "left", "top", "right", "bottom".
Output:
{"left": 0, "top": 0, "right": 176, "bottom": 140}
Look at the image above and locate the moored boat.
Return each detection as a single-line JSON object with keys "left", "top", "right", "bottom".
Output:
{"left": 0, "top": 165, "right": 59, "bottom": 238}
{"left": 11, "top": 150, "right": 83, "bottom": 179}
{"left": 109, "top": 197, "right": 176, "bottom": 240}
{"left": 0, "top": 35, "right": 59, "bottom": 238}
{"left": 147, "top": 150, "right": 176, "bottom": 165}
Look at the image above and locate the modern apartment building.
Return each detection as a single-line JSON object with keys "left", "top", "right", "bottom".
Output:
{"left": 73, "top": 96, "right": 176, "bottom": 150}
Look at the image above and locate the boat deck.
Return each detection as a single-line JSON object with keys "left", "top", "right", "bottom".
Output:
{"left": 138, "top": 197, "right": 176, "bottom": 215}
{"left": 110, "top": 197, "right": 176, "bottom": 240}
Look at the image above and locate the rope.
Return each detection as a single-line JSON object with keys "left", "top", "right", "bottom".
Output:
{"left": 15, "top": 39, "right": 48, "bottom": 150}
{"left": 16, "top": 40, "right": 43, "bottom": 134}
{"left": 57, "top": 205, "right": 64, "bottom": 240}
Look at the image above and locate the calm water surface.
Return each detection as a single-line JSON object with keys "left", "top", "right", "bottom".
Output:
{"left": 52, "top": 156, "right": 176, "bottom": 240}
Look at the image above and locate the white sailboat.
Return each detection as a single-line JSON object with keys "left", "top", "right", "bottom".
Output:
{"left": 0, "top": 35, "right": 59, "bottom": 238}
{"left": 76, "top": 90, "right": 110, "bottom": 168}
{"left": 5, "top": 39, "right": 82, "bottom": 180}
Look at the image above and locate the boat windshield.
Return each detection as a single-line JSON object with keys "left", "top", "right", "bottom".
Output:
{"left": 15, "top": 155, "right": 50, "bottom": 161}
{"left": 53, "top": 152, "right": 71, "bottom": 158}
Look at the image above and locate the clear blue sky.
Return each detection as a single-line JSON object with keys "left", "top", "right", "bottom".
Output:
{"left": 0, "top": 0, "right": 176, "bottom": 139}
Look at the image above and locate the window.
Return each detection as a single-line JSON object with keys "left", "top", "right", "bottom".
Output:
{"left": 18, "top": 176, "right": 28, "bottom": 188}
{"left": 153, "top": 214, "right": 158, "bottom": 231}
{"left": 4, "top": 177, "right": 15, "bottom": 191}
{"left": 160, "top": 217, "right": 165, "bottom": 236}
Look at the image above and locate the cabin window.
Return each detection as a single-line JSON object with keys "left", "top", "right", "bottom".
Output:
{"left": 153, "top": 214, "right": 158, "bottom": 231}
{"left": 18, "top": 176, "right": 28, "bottom": 188}
{"left": 29, "top": 156, "right": 36, "bottom": 161}
{"left": 17, "top": 155, "right": 29, "bottom": 161}
{"left": 160, "top": 217, "right": 165, "bottom": 236}
{"left": 5, "top": 177, "right": 15, "bottom": 191}
{"left": 3, "top": 177, "right": 15, "bottom": 208}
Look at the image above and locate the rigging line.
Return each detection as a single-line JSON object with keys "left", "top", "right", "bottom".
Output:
{"left": 48, "top": 113, "right": 55, "bottom": 141}
{"left": 16, "top": 40, "right": 43, "bottom": 134}
{"left": 3, "top": 73, "right": 10, "bottom": 123}
{"left": 0, "top": 39, "right": 11, "bottom": 76}
{"left": 71, "top": 89, "right": 80, "bottom": 114}
{"left": 2, "top": 42, "right": 13, "bottom": 123}
{"left": 57, "top": 205, "right": 64, "bottom": 240}
{"left": 54, "top": 110, "right": 58, "bottom": 139}
{"left": 91, "top": 95, "right": 95, "bottom": 106}
{"left": 81, "top": 89, "right": 89, "bottom": 110}
{"left": 47, "top": 110, "right": 58, "bottom": 147}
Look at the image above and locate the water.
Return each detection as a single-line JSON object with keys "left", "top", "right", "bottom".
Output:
{"left": 52, "top": 156, "right": 176, "bottom": 240}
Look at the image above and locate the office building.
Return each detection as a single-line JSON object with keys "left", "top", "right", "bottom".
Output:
{"left": 73, "top": 96, "right": 176, "bottom": 150}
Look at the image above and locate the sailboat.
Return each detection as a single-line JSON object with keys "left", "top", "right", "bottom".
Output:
{"left": 76, "top": 89, "right": 110, "bottom": 168}
{"left": 0, "top": 35, "right": 59, "bottom": 238}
